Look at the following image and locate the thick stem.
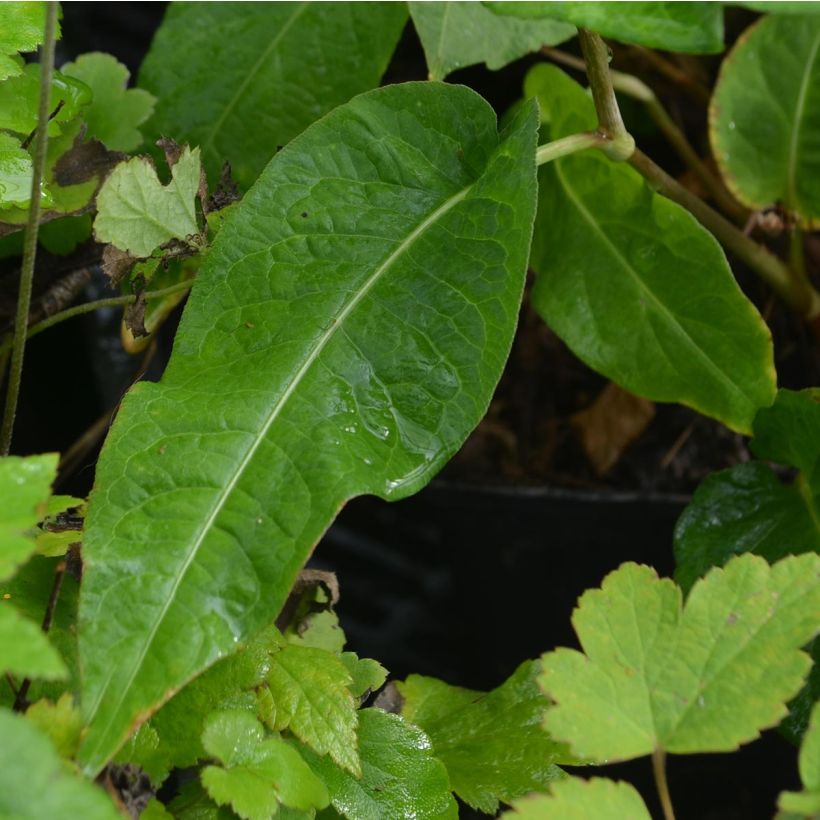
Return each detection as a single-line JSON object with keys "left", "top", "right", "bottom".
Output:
{"left": 629, "top": 149, "right": 820, "bottom": 319}
{"left": 0, "top": 2, "right": 58, "bottom": 455}
{"left": 536, "top": 132, "right": 606, "bottom": 166}
{"left": 652, "top": 749, "right": 676, "bottom": 820}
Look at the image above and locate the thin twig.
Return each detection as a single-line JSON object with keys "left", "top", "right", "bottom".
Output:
{"left": 0, "top": 2, "right": 58, "bottom": 454}
{"left": 652, "top": 748, "right": 676, "bottom": 820}
{"left": 633, "top": 45, "right": 711, "bottom": 105}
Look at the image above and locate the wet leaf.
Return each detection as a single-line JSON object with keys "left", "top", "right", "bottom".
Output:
{"left": 78, "top": 84, "right": 538, "bottom": 775}
{"left": 540, "top": 554, "right": 820, "bottom": 761}
{"left": 138, "top": 2, "right": 408, "bottom": 189}
{"left": 410, "top": 2, "right": 574, "bottom": 80}
{"left": 527, "top": 64, "right": 775, "bottom": 434}
{"left": 398, "top": 661, "right": 567, "bottom": 813}
{"left": 710, "top": 15, "right": 820, "bottom": 220}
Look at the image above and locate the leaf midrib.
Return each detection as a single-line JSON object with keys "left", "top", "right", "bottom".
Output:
{"left": 81, "top": 180, "right": 473, "bottom": 768}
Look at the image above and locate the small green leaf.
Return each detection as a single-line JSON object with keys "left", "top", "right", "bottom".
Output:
{"left": 500, "top": 777, "right": 651, "bottom": 820}
{"left": 266, "top": 644, "right": 360, "bottom": 775}
{"left": 540, "top": 554, "right": 820, "bottom": 761}
{"left": 93, "top": 146, "right": 201, "bottom": 257}
{"left": 38, "top": 214, "right": 94, "bottom": 255}
{"left": 0, "top": 133, "right": 36, "bottom": 210}
{"left": 201, "top": 710, "right": 329, "bottom": 819}
{"left": 339, "top": 652, "right": 387, "bottom": 698}
{"left": 298, "top": 708, "right": 457, "bottom": 820}
{"left": 0, "top": 2, "right": 60, "bottom": 81}
{"left": 527, "top": 64, "right": 775, "bottom": 434}
{"left": 25, "top": 692, "right": 82, "bottom": 759}
{"left": 62, "top": 52, "right": 156, "bottom": 152}
{"left": 0, "top": 708, "right": 119, "bottom": 819}
{"left": 410, "top": 2, "right": 574, "bottom": 80}
{"left": 398, "top": 661, "right": 567, "bottom": 813}
{"left": 0, "top": 453, "right": 58, "bottom": 581}
{"left": 141, "top": 799, "right": 175, "bottom": 820}
{"left": 710, "top": 16, "right": 820, "bottom": 220}
{"left": 0, "top": 601, "right": 67, "bottom": 680}
{"left": 169, "top": 781, "right": 237, "bottom": 820}
{"left": 779, "top": 700, "right": 820, "bottom": 815}
{"left": 485, "top": 1, "right": 724, "bottom": 53}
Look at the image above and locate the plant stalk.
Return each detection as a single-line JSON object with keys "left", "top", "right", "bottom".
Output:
{"left": 0, "top": 2, "right": 58, "bottom": 455}
{"left": 652, "top": 748, "right": 676, "bottom": 820}
{"left": 535, "top": 132, "right": 606, "bottom": 166}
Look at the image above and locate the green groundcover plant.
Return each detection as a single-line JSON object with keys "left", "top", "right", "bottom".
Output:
{"left": 1, "top": 2, "right": 819, "bottom": 818}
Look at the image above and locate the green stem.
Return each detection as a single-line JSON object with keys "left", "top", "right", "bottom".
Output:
{"left": 629, "top": 149, "right": 820, "bottom": 319}
{"left": 652, "top": 748, "right": 676, "bottom": 820}
{"left": 0, "top": 280, "right": 194, "bottom": 358}
{"left": 536, "top": 132, "right": 606, "bottom": 166}
{"left": 0, "top": 2, "right": 58, "bottom": 455}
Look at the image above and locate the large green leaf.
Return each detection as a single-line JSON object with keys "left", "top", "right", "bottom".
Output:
{"left": 527, "top": 64, "right": 775, "bottom": 434}
{"left": 0, "top": 2, "right": 60, "bottom": 81}
{"left": 409, "top": 2, "right": 574, "bottom": 81}
{"left": 710, "top": 15, "right": 820, "bottom": 220}
{"left": 398, "top": 661, "right": 566, "bottom": 813}
{"left": 485, "top": 2, "right": 724, "bottom": 53}
{"left": 0, "top": 709, "right": 119, "bottom": 819}
{"left": 77, "top": 83, "right": 538, "bottom": 774}
{"left": 298, "top": 708, "right": 458, "bottom": 819}
{"left": 138, "top": 2, "right": 408, "bottom": 189}
{"left": 540, "top": 554, "right": 820, "bottom": 762}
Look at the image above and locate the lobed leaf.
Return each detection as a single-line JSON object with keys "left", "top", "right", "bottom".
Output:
{"left": 499, "top": 777, "right": 651, "bottom": 820}
{"left": 540, "top": 554, "right": 820, "bottom": 761}
{"left": 78, "top": 83, "right": 538, "bottom": 775}
{"left": 0, "top": 602, "right": 66, "bottom": 681}
{"left": 398, "top": 661, "right": 567, "bottom": 814}
{"left": 340, "top": 652, "right": 387, "bottom": 698}
{"left": 25, "top": 693, "right": 83, "bottom": 759}
{"left": 710, "top": 15, "right": 820, "bottom": 220}
{"left": 410, "top": 2, "right": 574, "bottom": 81}
{"left": 485, "top": 1, "right": 724, "bottom": 53}
{"left": 527, "top": 64, "right": 775, "bottom": 434}
{"left": 138, "top": 2, "right": 408, "bottom": 189}
{"left": 0, "top": 2, "right": 60, "bottom": 81}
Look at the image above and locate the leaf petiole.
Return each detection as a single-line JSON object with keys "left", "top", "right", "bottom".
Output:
{"left": 652, "top": 748, "right": 676, "bottom": 820}
{"left": 535, "top": 131, "right": 606, "bottom": 166}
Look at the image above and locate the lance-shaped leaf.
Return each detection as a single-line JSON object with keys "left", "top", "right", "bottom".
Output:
{"left": 138, "top": 2, "right": 408, "bottom": 189}
{"left": 527, "top": 64, "right": 775, "bottom": 434}
{"left": 409, "top": 2, "right": 574, "bottom": 81}
{"left": 710, "top": 15, "right": 820, "bottom": 221}
{"left": 540, "top": 553, "right": 820, "bottom": 762}
{"left": 77, "top": 83, "right": 538, "bottom": 774}
{"left": 398, "top": 661, "right": 567, "bottom": 813}
{"left": 485, "top": 2, "right": 724, "bottom": 53}
{"left": 779, "top": 700, "right": 820, "bottom": 816}
{"left": 500, "top": 777, "right": 651, "bottom": 820}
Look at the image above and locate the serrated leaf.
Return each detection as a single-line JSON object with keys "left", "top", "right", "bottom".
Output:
{"left": 78, "top": 84, "right": 538, "bottom": 775}
{"left": 138, "top": 2, "right": 408, "bottom": 189}
{"left": 298, "top": 708, "right": 458, "bottom": 820}
{"left": 398, "top": 661, "right": 567, "bottom": 814}
{"left": 410, "top": 2, "right": 574, "bottom": 81}
{"left": 61, "top": 52, "right": 155, "bottom": 152}
{"left": 0, "top": 133, "right": 36, "bottom": 210}
{"left": 527, "top": 63, "right": 775, "bottom": 434}
{"left": 201, "top": 710, "right": 329, "bottom": 819}
{"left": 266, "top": 644, "right": 360, "bottom": 775}
{"left": 710, "top": 15, "right": 820, "bottom": 220}
{"left": 0, "top": 601, "right": 67, "bottom": 680}
{"left": 0, "top": 453, "right": 58, "bottom": 581}
{"left": 540, "top": 554, "right": 820, "bottom": 762}
{"left": 485, "top": 2, "right": 723, "bottom": 53}
{"left": 25, "top": 692, "right": 82, "bottom": 759}
{"left": 340, "top": 653, "right": 387, "bottom": 698}
{"left": 0, "top": 2, "right": 61, "bottom": 81}
{"left": 93, "top": 146, "right": 201, "bottom": 257}
{"left": 0, "top": 708, "right": 118, "bottom": 819}
{"left": 500, "top": 777, "right": 651, "bottom": 820}
{"left": 779, "top": 700, "right": 820, "bottom": 815}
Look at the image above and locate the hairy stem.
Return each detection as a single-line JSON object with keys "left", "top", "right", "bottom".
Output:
{"left": 0, "top": 2, "right": 58, "bottom": 455}
{"left": 0, "top": 280, "right": 194, "bottom": 357}
{"left": 652, "top": 748, "right": 676, "bottom": 820}
{"left": 536, "top": 132, "right": 606, "bottom": 166}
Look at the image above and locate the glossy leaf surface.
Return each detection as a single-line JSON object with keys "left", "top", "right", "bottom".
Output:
{"left": 527, "top": 65, "right": 775, "bottom": 434}
{"left": 500, "top": 778, "right": 651, "bottom": 820}
{"left": 486, "top": 2, "right": 723, "bottom": 53}
{"left": 410, "top": 2, "right": 573, "bottom": 80}
{"left": 779, "top": 700, "right": 820, "bottom": 815}
{"left": 0, "top": 709, "right": 118, "bottom": 820}
{"left": 710, "top": 15, "right": 820, "bottom": 219}
{"left": 0, "top": 133, "right": 35, "bottom": 210}
{"left": 78, "top": 83, "right": 538, "bottom": 774}
{"left": 62, "top": 52, "right": 155, "bottom": 152}
{"left": 398, "top": 661, "right": 566, "bottom": 813}
{"left": 138, "top": 2, "right": 408, "bottom": 188}
{"left": 0, "top": 2, "right": 57, "bottom": 81}
{"left": 298, "top": 708, "right": 458, "bottom": 819}
{"left": 540, "top": 554, "right": 820, "bottom": 761}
